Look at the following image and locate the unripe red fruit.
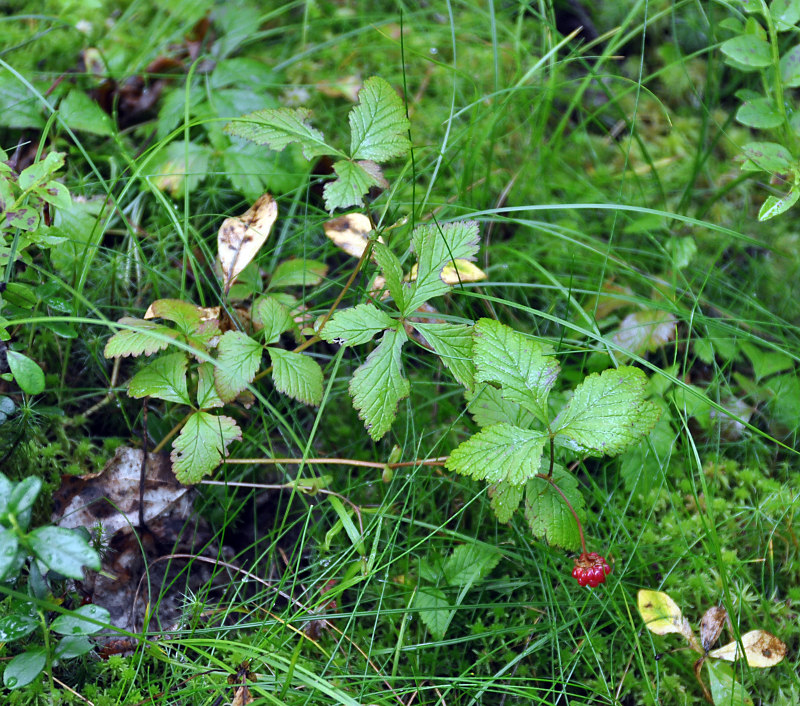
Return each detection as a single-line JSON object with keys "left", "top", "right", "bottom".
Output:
{"left": 572, "top": 552, "right": 611, "bottom": 588}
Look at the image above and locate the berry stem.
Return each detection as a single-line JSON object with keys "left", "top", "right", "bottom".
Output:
{"left": 536, "top": 473, "right": 587, "bottom": 554}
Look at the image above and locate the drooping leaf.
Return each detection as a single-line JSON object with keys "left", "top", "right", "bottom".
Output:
{"left": 28, "top": 526, "right": 101, "bottom": 579}
{"left": 268, "top": 258, "right": 328, "bottom": 289}
{"left": 213, "top": 331, "right": 263, "bottom": 402}
{"left": 196, "top": 362, "right": 225, "bottom": 409}
{"left": 488, "top": 481, "right": 524, "bottom": 523}
{"left": 252, "top": 295, "right": 292, "bottom": 345}
{"left": 523, "top": 466, "right": 586, "bottom": 551}
{"left": 708, "top": 630, "right": 787, "bottom": 667}
{"left": 322, "top": 159, "right": 383, "bottom": 212}
{"left": 349, "top": 76, "right": 411, "bottom": 162}
{"left": 404, "top": 221, "right": 481, "bottom": 314}
{"left": 439, "top": 259, "right": 487, "bottom": 284}
{"left": 552, "top": 366, "right": 660, "bottom": 457}
{"left": 411, "top": 322, "right": 475, "bottom": 388}
{"left": 414, "top": 587, "right": 451, "bottom": 640}
{"left": 321, "top": 303, "right": 395, "bottom": 346}
{"left": 128, "top": 352, "right": 191, "bottom": 405}
{"left": 445, "top": 423, "right": 549, "bottom": 485}
{"left": 268, "top": 348, "right": 323, "bottom": 405}
{"left": 50, "top": 604, "right": 110, "bottom": 635}
{"left": 348, "top": 326, "right": 410, "bottom": 440}
{"left": 104, "top": 317, "right": 179, "bottom": 358}
{"left": 720, "top": 35, "right": 772, "bottom": 69}
{"left": 3, "top": 648, "right": 46, "bottom": 689}
{"left": 443, "top": 543, "right": 501, "bottom": 587}
{"left": 5, "top": 351, "right": 45, "bottom": 395}
{"left": 218, "top": 194, "right": 278, "bottom": 293}
{"left": 170, "top": 412, "right": 241, "bottom": 484}
{"left": 705, "top": 661, "right": 754, "bottom": 706}
{"left": 472, "top": 319, "right": 559, "bottom": 420}
{"left": 224, "top": 107, "right": 336, "bottom": 160}
{"left": 638, "top": 589, "right": 695, "bottom": 641}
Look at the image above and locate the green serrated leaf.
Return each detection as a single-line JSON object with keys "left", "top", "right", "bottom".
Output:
{"left": 349, "top": 76, "right": 411, "bottom": 162}
{"left": 321, "top": 303, "right": 395, "bottom": 346}
{"left": 445, "top": 423, "right": 548, "bottom": 485}
{"left": 466, "top": 385, "right": 537, "bottom": 428}
{"left": 404, "top": 221, "right": 480, "bottom": 314}
{"left": 268, "top": 258, "right": 328, "bottom": 289}
{"left": 214, "top": 331, "right": 263, "bottom": 402}
{"left": 145, "top": 299, "right": 203, "bottom": 336}
{"left": 721, "top": 35, "right": 772, "bottom": 69}
{"left": 28, "top": 527, "right": 101, "bottom": 579}
{"left": 552, "top": 366, "right": 660, "bottom": 457}
{"left": 224, "top": 107, "right": 336, "bottom": 160}
{"left": 412, "top": 322, "right": 475, "bottom": 388}
{"left": 128, "top": 352, "right": 191, "bottom": 405}
{"left": 488, "top": 481, "right": 524, "bottom": 523}
{"left": 196, "top": 362, "right": 224, "bottom": 409}
{"left": 5, "top": 351, "right": 45, "bottom": 395}
{"left": 414, "top": 587, "right": 451, "bottom": 640}
{"left": 104, "top": 317, "right": 179, "bottom": 358}
{"left": 170, "top": 412, "right": 241, "bottom": 483}
{"left": 443, "top": 544, "right": 500, "bottom": 587}
{"left": 252, "top": 295, "right": 292, "bottom": 345}
{"left": 371, "top": 241, "right": 406, "bottom": 309}
{"left": 322, "top": 159, "right": 382, "bottom": 212}
{"left": 268, "top": 348, "right": 323, "bottom": 405}
{"left": 524, "top": 466, "right": 586, "bottom": 551}
{"left": 349, "top": 326, "right": 410, "bottom": 440}
{"left": 758, "top": 189, "right": 800, "bottom": 220}
{"left": 472, "top": 319, "right": 559, "bottom": 419}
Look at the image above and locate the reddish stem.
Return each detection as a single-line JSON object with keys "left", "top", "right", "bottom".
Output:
{"left": 536, "top": 473, "right": 587, "bottom": 554}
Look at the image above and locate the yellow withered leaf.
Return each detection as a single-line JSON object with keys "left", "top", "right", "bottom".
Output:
{"left": 638, "top": 589, "right": 694, "bottom": 641}
{"left": 708, "top": 630, "right": 787, "bottom": 668}
{"left": 218, "top": 194, "right": 278, "bottom": 294}
{"left": 323, "top": 212, "right": 383, "bottom": 259}
{"left": 407, "top": 259, "right": 486, "bottom": 285}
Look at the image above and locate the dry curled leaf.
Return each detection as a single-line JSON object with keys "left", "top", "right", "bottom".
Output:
{"left": 324, "top": 212, "right": 383, "bottom": 258}
{"left": 218, "top": 194, "right": 278, "bottom": 294}
{"left": 708, "top": 629, "right": 787, "bottom": 668}
{"left": 700, "top": 606, "right": 728, "bottom": 651}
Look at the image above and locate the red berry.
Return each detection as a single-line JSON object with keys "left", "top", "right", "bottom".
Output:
{"left": 572, "top": 551, "right": 612, "bottom": 588}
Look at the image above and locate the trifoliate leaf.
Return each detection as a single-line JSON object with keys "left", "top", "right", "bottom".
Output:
{"left": 708, "top": 630, "right": 787, "bottom": 667}
{"left": 196, "top": 362, "right": 224, "bottom": 409}
{"left": 349, "top": 76, "right": 411, "bottom": 162}
{"left": 268, "top": 348, "right": 323, "bottom": 405}
{"left": 411, "top": 322, "right": 474, "bottom": 388}
{"left": 473, "top": 319, "right": 559, "bottom": 420}
{"left": 104, "top": 317, "right": 179, "bottom": 358}
{"left": 523, "top": 465, "right": 586, "bottom": 551}
{"left": 443, "top": 543, "right": 500, "bottom": 587}
{"left": 414, "top": 587, "right": 451, "bottom": 640}
{"left": 466, "top": 385, "right": 537, "bottom": 429}
{"left": 611, "top": 310, "right": 676, "bottom": 358}
{"left": 128, "top": 353, "right": 191, "bottom": 405}
{"left": 224, "top": 107, "right": 336, "bottom": 160}
{"left": 170, "top": 412, "right": 241, "bottom": 484}
{"left": 218, "top": 194, "right": 278, "bottom": 294}
{"left": 488, "top": 481, "right": 524, "bottom": 523}
{"left": 213, "top": 331, "right": 263, "bottom": 402}
{"left": 268, "top": 258, "right": 328, "bottom": 289}
{"left": 705, "top": 661, "right": 753, "bottom": 706}
{"left": 252, "top": 295, "right": 292, "bottom": 345}
{"left": 638, "top": 589, "right": 695, "bottom": 640}
{"left": 321, "top": 303, "right": 395, "bottom": 346}
{"left": 349, "top": 326, "right": 410, "bottom": 440}
{"left": 372, "top": 241, "right": 405, "bottom": 309}
{"left": 445, "top": 423, "right": 548, "bottom": 485}
{"left": 404, "top": 221, "right": 480, "bottom": 314}
{"left": 322, "top": 159, "right": 382, "bottom": 212}
{"left": 552, "top": 366, "right": 660, "bottom": 457}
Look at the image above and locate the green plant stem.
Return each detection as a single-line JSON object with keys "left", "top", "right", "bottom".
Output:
{"left": 151, "top": 410, "right": 193, "bottom": 455}
{"left": 762, "top": 0, "right": 797, "bottom": 156}
{"left": 537, "top": 472, "right": 587, "bottom": 555}
{"left": 219, "top": 456, "right": 448, "bottom": 469}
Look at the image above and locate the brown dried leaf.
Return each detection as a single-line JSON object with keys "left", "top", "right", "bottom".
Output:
{"left": 218, "top": 194, "right": 278, "bottom": 294}
{"left": 708, "top": 630, "right": 787, "bottom": 667}
{"left": 612, "top": 310, "right": 676, "bottom": 357}
{"left": 323, "top": 212, "right": 383, "bottom": 259}
{"left": 230, "top": 685, "right": 253, "bottom": 706}
{"left": 700, "top": 606, "right": 728, "bottom": 651}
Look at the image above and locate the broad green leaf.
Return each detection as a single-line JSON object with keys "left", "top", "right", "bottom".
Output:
{"left": 466, "top": 385, "right": 536, "bottom": 429}
{"left": 720, "top": 35, "right": 772, "bottom": 69}
{"left": 472, "top": 319, "right": 559, "bottom": 419}
{"left": 7, "top": 476, "right": 41, "bottom": 517}
{"left": 0, "top": 614, "right": 37, "bottom": 642}
{"left": 268, "top": 348, "right": 324, "bottom": 405}
{"left": 758, "top": 189, "right": 800, "bottom": 220}
{"left": 144, "top": 299, "right": 203, "bottom": 335}
{"left": 443, "top": 544, "right": 500, "bottom": 587}
{"left": 488, "top": 481, "right": 524, "bottom": 523}
{"left": 50, "top": 604, "right": 110, "bottom": 635}
{"left": 128, "top": 352, "right": 191, "bottom": 405}
{"left": 771, "top": 0, "right": 800, "bottom": 29}
{"left": 740, "top": 141, "right": 793, "bottom": 172}
{"left": 740, "top": 342, "right": 794, "bottom": 379}
{"left": 54, "top": 635, "right": 94, "bottom": 660}
{"left": 322, "top": 159, "right": 382, "bottom": 212}
{"left": 269, "top": 258, "right": 328, "bottom": 289}
{"left": 6, "top": 351, "right": 45, "bottom": 395}
{"left": 371, "top": 241, "right": 406, "bottom": 309}
{"left": 196, "top": 362, "right": 225, "bottom": 409}
{"left": 523, "top": 466, "right": 586, "bottom": 551}
{"left": 445, "top": 423, "right": 548, "bottom": 485}
{"left": 224, "top": 108, "right": 336, "bottom": 160}
{"left": 17, "top": 152, "right": 64, "bottom": 190}
{"left": 213, "top": 331, "right": 263, "bottom": 402}
{"left": 349, "top": 326, "right": 410, "bottom": 440}
{"left": 0, "top": 529, "right": 20, "bottom": 581}
{"left": 404, "top": 221, "right": 481, "bottom": 314}
{"left": 412, "top": 322, "right": 474, "bottom": 388}
{"left": 4, "top": 206, "right": 39, "bottom": 231}
{"left": 104, "top": 317, "right": 179, "bottom": 358}
{"left": 252, "top": 295, "right": 292, "bottom": 345}
{"left": 28, "top": 526, "right": 101, "bottom": 579}
{"left": 735, "top": 97, "right": 783, "bottom": 128}
{"left": 637, "top": 589, "right": 695, "bottom": 640}
{"left": 414, "top": 587, "right": 451, "bottom": 640}
{"left": 59, "top": 89, "right": 114, "bottom": 135}
{"left": 321, "top": 303, "right": 395, "bottom": 346}
{"left": 708, "top": 630, "right": 787, "bottom": 667}
{"left": 552, "top": 367, "right": 660, "bottom": 457}
{"left": 705, "top": 661, "right": 754, "bottom": 706}
{"left": 349, "top": 76, "right": 411, "bottom": 161}
{"left": 780, "top": 45, "right": 800, "bottom": 86}
{"left": 170, "top": 412, "right": 241, "bottom": 483}
{"left": 37, "top": 180, "right": 72, "bottom": 210}
{"left": 3, "top": 648, "right": 46, "bottom": 689}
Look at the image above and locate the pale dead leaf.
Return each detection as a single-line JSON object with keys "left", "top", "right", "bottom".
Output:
{"left": 230, "top": 685, "right": 253, "bottom": 706}
{"left": 612, "top": 310, "right": 676, "bottom": 358}
{"left": 317, "top": 75, "right": 362, "bottom": 102}
{"left": 700, "top": 606, "right": 728, "bottom": 651}
{"left": 708, "top": 630, "right": 787, "bottom": 667}
{"left": 324, "top": 212, "right": 383, "bottom": 259}
{"left": 408, "top": 259, "right": 487, "bottom": 285}
{"left": 218, "top": 194, "right": 278, "bottom": 294}
{"left": 637, "top": 589, "right": 696, "bottom": 644}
